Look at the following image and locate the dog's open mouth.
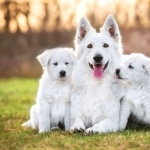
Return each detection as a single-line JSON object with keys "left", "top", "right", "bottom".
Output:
{"left": 89, "top": 61, "right": 109, "bottom": 79}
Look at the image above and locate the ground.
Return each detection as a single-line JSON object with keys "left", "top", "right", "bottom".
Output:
{"left": 0, "top": 78, "right": 150, "bottom": 150}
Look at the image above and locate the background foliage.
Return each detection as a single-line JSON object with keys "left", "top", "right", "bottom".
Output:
{"left": 0, "top": 0, "right": 150, "bottom": 77}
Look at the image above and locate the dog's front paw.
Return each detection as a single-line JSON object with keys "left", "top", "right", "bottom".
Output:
{"left": 39, "top": 126, "right": 50, "bottom": 133}
{"left": 119, "top": 123, "right": 126, "bottom": 131}
{"left": 70, "top": 123, "right": 85, "bottom": 133}
{"left": 84, "top": 127, "right": 99, "bottom": 136}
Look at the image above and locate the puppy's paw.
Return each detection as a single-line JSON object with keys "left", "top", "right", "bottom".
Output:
{"left": 22, "top": 120, "right": 32, "bottom": 128}
{"left": 70, "top": 123, "right": 85, "bottom": 133}
{"left": 84, "top": 127, "right": 99, "bottom": 136}
{"left": 50, "top": 127, "right": 60, "bottom": 131}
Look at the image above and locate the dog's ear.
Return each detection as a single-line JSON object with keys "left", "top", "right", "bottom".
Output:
{"left": 75, "top": 17, "right": 93, "bottom": 45}
{"left": 75, "top": 17, "right": 95, "bottom": 58}
{"left": 36, "top": 50, "right": 51, "bottom": 68}
{"left": 101, "top": 15, "right": 121, "bottom": 44}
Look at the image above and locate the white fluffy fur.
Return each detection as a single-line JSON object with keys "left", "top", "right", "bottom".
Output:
{"left": 22, "top": 47, "right": 76, "bottom": 133}
{"left": 117, "top": 53, "right": 150, "bottom": 130}
{"left": 70, "top": 15, "right": 125, "bottom": 135}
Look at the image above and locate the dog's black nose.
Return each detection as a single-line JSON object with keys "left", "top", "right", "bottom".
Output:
{"left": 93, "top": 55, "right": 103, "bottom": 63}
{"left": 116, "top": 69, "right": 120, "bottom": 76}
{"left": 60, "top": 70, "right": 66, "bottom": 77}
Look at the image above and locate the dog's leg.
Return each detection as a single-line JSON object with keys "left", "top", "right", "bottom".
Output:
{"left": 64, "top": 115, "right": 70, "bottom": 131}
{"left": 119, "top": 99, "right": 131, "bottom": 131}
{"left": 22, "top": 104, "right": 38, "bottom": 129}
{"left": 85, "top": 118, "right": 118, "bottom": 135}
{"left": 30, "top": 104, "right": 39, "bottom": 129}
{"left": 70, "top": 118, "right": 85, "bottom": 132}
{"left": 64, "top": 104, "right": 71, "bottom": 131}
{"left": 37, "top": 102, "right": 51, "bottom": 133}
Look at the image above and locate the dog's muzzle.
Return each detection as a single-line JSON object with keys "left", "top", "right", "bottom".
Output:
{"left": 93, "top": 55, "right": 103, "bottom": 63}
{"left": 89, "top": 61, "right": 109, "bottom": 72}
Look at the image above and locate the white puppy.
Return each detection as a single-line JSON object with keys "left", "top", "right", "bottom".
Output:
{"left": 116, "top": 53, "right": 150, "bottom": 130}
{"left": 22, "top": 47, "right": 76, "bottom": 133}
{"left": 70, "top": 15, "right": 125, "bottom": 135}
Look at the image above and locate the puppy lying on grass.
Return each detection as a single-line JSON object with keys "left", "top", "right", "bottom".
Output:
{"left": 116, "top": 53, "right": 150, "bottom": 130}
{"left": 22, "top": 47, "right": 76, "bottom": 133}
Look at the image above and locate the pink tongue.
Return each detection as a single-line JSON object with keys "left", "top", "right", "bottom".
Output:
{"left": 93, "top": 66, "right": 103, "bottom": 79}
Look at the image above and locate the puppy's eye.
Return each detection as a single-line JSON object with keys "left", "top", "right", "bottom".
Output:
{"left": 128, "top": 65, "right": 134, "bottom": 69}
{"left": 53, "top": 62, "right": 58, "bottom": 66}
{"left": 65, "top": 62, "right": 69, "bottom": 65}
{"left": 87, "top": 44, "right": 93, "bottom": 48}
{"left": 103, "top": 43, "right": 109, "bottom": 48}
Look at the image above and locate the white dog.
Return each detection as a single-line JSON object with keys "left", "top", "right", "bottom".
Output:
{"left": 70, "top": 15, "right": 125, "bottom": 135}
{"left": 22, "top": 47, "right": 76, "bottom": 133}
{"left": 116, "top": 53, "right": 150, "bottom": 130}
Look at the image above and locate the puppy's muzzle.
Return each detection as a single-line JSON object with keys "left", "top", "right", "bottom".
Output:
{"left": 116, "top": 69, "right": 122, "bottom": 79}
{"left": 59, "top": 70, "right": 66, "bottom": 78}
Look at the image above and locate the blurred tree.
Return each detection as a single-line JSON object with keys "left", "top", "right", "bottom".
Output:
{"left": 0, "top": 0, "right": 150, "bottom": 32}
{"left": 86, "top": 0, "right": 100, "bottom": 28}
{"left": 148, "top": 0, "right": 150, "bottom": 26}
{"left": 2, "top": 1, "right": 11, "bottom": 32}
{"left": 135, "top": 0, "right": 142, "bottom": 28}
{"left": 42, "top": 2, "right": 49, "bottom": 31}
{"left": 20, "top": 2, "right": 30, "bottom": 31}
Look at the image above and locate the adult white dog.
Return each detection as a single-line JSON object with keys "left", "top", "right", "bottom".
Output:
{"left": 116, "top": 53, "right": 150, "bottom": 130}
{"left": 22, "top": 47, "right": 76, "bottom": 133}
{"left": 70, "top": 15, "right": 125, "bottom": 135}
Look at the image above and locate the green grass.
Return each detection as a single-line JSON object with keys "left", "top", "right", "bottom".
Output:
{"left": 0, "top": 78, "right": 150, "bottom": 150}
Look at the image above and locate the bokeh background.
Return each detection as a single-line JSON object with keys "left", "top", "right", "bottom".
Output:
{"left": 0, "top": 0, "right": 150, "bottom": 77}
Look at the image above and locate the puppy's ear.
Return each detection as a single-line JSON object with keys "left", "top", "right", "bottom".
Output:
{"left": 36, "top": 50, "right": 51, "bottom": 68}
{"left": 101, "top": 15, "right": 121, "bottom": 44}
{"left": 142, "top": 58, "right": 150, "bottom": 75}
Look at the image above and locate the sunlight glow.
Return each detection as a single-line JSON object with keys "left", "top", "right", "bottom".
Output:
{"left": 0, "top": 0, "right": 149, "bottom": 32}
{"left": 99, "top": 0, "right": 115, "bottom": 6}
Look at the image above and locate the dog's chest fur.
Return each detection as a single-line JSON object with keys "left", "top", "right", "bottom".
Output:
{"left": 72, "top": 77, "right": 124, "bottom": 126}
{"left": 37, "top": 75, "right": 71, "bottom": 127}
{"left": 38, "top": 77, "right": 71, "bottom": 104}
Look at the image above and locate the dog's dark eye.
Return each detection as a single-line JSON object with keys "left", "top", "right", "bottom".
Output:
{"left": 87, "top": 44, "right": 93, "bottom": 48}
{"left": 103, "top": 43, "right": 109, "bottom": 48}
{"left": 53, "top": 62, "right": 58, "bottom": 66}
{"left": 128, "top": 65, "right": 134, "bottom": 69}
{"left": 65, "top": 62, "right": 69, "bottom": 65}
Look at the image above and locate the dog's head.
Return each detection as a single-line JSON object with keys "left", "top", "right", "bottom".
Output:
{"left": 37, "top": 47, "right": 76, "bottom": 81}
{"left": 75, "top": 15, "right": 122, "bottom": 79}
{"left": 116, "top": 53, "right": 150, "bottom": 83}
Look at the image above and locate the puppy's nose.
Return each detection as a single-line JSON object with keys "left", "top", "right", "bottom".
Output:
{"left": 60, "top": 70, "right": 66, "bottom": 76}
{"left": 116, "top": 69, "right": 120, "bottom": 76}
{"left": 93, "top": 54, "right": 103, "bottom": 63}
